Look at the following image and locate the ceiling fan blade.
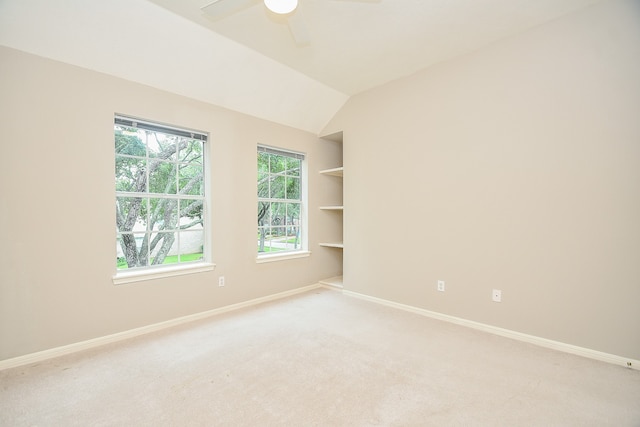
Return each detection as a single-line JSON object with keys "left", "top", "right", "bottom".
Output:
{"left": 201, "top": 0, "right": 258, "bottom": 21}
{"left": 287, "top": 10, "right": 310, "bottom": 46}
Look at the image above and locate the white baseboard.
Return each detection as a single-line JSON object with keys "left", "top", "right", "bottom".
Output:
{"left": 343, "top": 290, "right": 639, "bottom": 371}
{"left": 4, "top": 284, "right": 636, "bottom": 372}
{"left": 0, "top": 283, "right": 322, "bottom": 371}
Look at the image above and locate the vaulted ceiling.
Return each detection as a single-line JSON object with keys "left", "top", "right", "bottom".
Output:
{"left": 0, "top": 0, "right": 603, "bottom": 134}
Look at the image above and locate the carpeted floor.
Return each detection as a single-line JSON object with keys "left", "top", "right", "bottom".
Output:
{"left": 1, "top": 288, "right": 639, "bottom": 426}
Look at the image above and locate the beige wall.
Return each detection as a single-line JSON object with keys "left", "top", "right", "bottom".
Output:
{"left": 325, "top": 0, "right": 640, "bottom": 359}
{"left": 0, "top": 47, "right": 342, "bottom": 361}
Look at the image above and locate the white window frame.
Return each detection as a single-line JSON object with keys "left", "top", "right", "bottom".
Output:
{"left": 113, "top": 115, "right": 214, "bottom": 284}
{"left": 257, "top": 145, "right": 309, "bottom": 263}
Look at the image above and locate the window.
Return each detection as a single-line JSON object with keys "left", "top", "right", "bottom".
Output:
{"left": 115, "top": 115, "right": 207, "bottom": 272}
{"left": 257, "top": 145, "right": 306, "bottom": 257}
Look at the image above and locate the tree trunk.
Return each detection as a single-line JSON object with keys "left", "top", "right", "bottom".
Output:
{"left": 152, "top": 233, "right": 175, "bottom": 265}
{"left": 121, "top": 233, "right": 139, "bottom": 267}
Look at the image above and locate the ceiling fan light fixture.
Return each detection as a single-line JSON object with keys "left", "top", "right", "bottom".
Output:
{"left": 264, "top": 0, "right": 298, "bottom": 15}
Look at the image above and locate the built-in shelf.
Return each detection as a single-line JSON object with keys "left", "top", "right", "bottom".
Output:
{"left": 319, "top": 167, "right": 343, "bottom": 177}
{"left": 320, "top": 131, "right": 343, "bottom": 143}
{"left": 319, "top": 131, "right": 344, "bottom": 283}
{"left": 319, "top": 163, "right": 344, "bottom": 252}
{"left": 318, "top": 242, "right": 344, "bottom": 249}
{"left": 319, "top": 275, "right": 343, "bottom": 289}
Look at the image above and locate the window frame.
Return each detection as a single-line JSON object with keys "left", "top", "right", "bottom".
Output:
{"left": 257, "top": 145, "right": 309, "bottom": 262}
{"left": 113, "top": 114, "right": 214, "bottom": 284}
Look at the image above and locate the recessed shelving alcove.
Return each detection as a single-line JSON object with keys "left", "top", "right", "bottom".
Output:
{"left": 318, "top": 131, "right": 344, "bottom": 288}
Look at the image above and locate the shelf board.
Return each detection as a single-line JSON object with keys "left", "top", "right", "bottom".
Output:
{"left": 319, "top": 205, "right": 343, "bottom": 211}
{"left": 319, "top": 242, "right": 344, "bottom": 249}
{"left": 319, "top": 131, "right": 343, "bottom": 143}
{"left": 319, "top": 167, "right": 343, "bottom": 177}
{"left": 319, "top": 275, "right": 343, "bottom": 289}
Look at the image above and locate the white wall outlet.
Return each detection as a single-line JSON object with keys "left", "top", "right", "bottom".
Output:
{"left": 437, "top": 280, "right": 445, "bottom": 292}
{"left": 492, "top": 289, "right": 502, "bottom": 302}
{"left": 218, "top": 276, "right": 225, "bottom": 287}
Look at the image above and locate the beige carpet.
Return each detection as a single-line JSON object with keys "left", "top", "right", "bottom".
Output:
{"left": 1, "top": 288, "right": 639, "bottom": 426}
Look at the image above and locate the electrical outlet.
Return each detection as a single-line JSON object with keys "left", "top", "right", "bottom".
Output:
{"left": 492, "top": 289, "right": 502, "bottom": 302}
{"left": 437, "top": 280, "right": 445, "bottom": 292}
{"left": 218, "top": 276, "right": 225, "bottom": 287}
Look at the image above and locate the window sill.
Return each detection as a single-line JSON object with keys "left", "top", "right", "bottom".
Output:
{"left": 256, "top": 251, "right": 311, "bottom": 264}
{"left": 112, "top": 262, "right": 216, "bottom": 285}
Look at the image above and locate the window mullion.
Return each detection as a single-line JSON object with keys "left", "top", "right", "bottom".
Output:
{"left": 116, "top": 192, "right": 203, "bottom": 200}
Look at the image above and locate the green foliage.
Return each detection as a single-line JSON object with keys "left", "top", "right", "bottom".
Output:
{"left": 115, "top": 129, "right": 145, "bottom": 156}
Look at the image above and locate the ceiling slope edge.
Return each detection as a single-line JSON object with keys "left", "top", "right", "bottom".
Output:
{"left": 0, "top": 0, "right": 348, "bottom": 134}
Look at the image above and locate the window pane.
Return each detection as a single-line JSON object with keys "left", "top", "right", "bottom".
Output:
{"left": 258, "top": 202, "right": 269, "bottom": 226}
{"left": 149, "top": 159, "right": 177, "bottom": 195}
{"left": 116, "top": 238, "right": 128, "bottom": 269}
{"left": 147, "top": 133, "right": 178, "bottom": 161}
{"left": 178, "top": 163, "right": 203, "bottom": 196}
{"left": 115, "top": 129, "right": 145, "bottom": 156}
{"left": 283, "top": 227, "right": 301, "bottom": 250}
{"left": 180, "top": 198, "right": 204, "bottom": 223}
{"left": 286, "top": 157, "right": 300, "bottom": 176}
{"left": 149, "top": 231, "right": 178, "bottom": 265}
{"left": 285, "top": 204, "right": 301, "bottom": 250}
{"left": 286, "top": 177, "right": 300, "bottom": 200}
{"left": 179, "top": 229, "right": 204, "bottom": 261}
{"left": 116, "top": 156, "right": 146, "bottom": 192}
{"left": 117, "top": 233, "right": 146, "bottom": 269}
{"left": 270, "top": 227, "right": 287, "bottom": 246}
{"left": 258, "top": 172, "right": 269, "bottom": 197}
{"left": 179, "top": 139, "right": 203, "bottom": 164}
{"left": 257, "top": 226, "right": 267, "bottom": 253}
{"left": 271, "top": 154, "right": 286, "bottom": 173}
{"left": 116, "top": 197, "right": 146, "bottom": 231}
{"left": 286, "top": 203, "right": 301, "bottom": 224}
{"left": 269, "top": 202, "right": 285, "bottom": 227}
{"left": 258, "top": 152, "right": 270, "bottom": 174}
{"left": 270, "top": 175, "right": 285, "bottom": 199}
{"left": 149, "top": 198, "right": 178, "bottom": 231}
{"left": 262, "top": 235, "right": 276, "bottom": 252}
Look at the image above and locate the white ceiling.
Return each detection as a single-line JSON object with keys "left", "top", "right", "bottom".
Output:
{"left": 0, "top": 0, "right": 604, "bottom": 134}
{"left": 149, "top": 0, "right": 604, "bottom": 95}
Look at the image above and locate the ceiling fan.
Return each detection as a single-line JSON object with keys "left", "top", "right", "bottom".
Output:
{"left": 201, "top": 0, "right": 377, "bottom": 46}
